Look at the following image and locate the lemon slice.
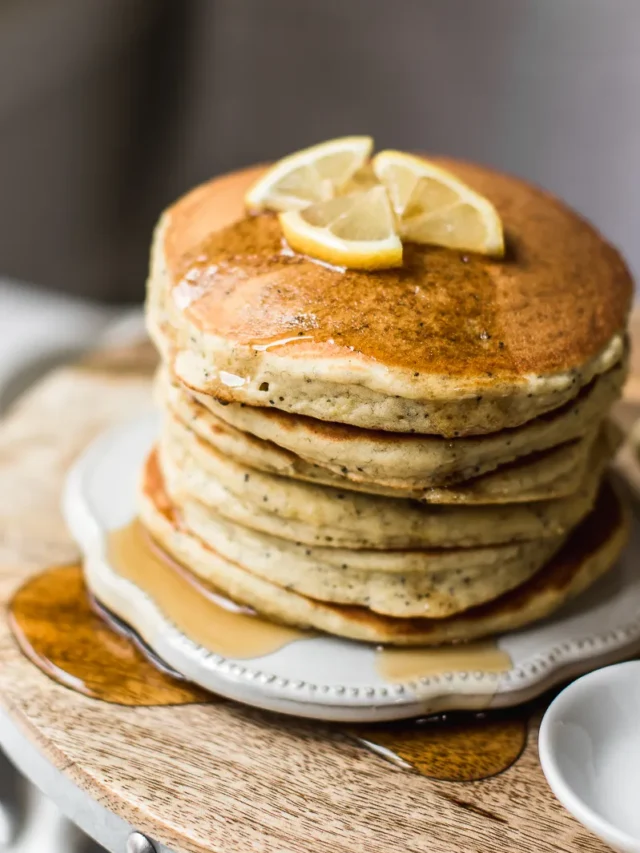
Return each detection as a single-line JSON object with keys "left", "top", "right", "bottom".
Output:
{"left": 373, "top": 151, "right": 504, "bottom": 257}
{"left": 279, "top": 186, "right": 402, "bottom": 270}
{"left": 245, "top": 136, "right": 374, "bottom": 212}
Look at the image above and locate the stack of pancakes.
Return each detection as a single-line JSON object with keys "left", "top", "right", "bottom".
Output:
{"left": 142, "top": 160, "right": 633, "bottom": 646}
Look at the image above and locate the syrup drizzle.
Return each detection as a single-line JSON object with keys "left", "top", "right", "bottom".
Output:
{"left": 10, "top": 560, "right": 529, "bottom": 782}
{"left": 9, "top": 564, "right": 210, "bottom": 706}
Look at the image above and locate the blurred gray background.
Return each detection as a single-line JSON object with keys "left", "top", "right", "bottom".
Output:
{"left": 0, "top": 0, "right": 638, "bottom": 302}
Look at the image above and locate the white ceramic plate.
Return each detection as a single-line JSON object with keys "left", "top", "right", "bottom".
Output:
{"left": 63, "top": 414, "right": 640, "bottom": 722}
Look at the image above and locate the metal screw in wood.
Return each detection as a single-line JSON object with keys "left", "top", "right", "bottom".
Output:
{"left": 127, "top": 832, "right": 156, "bottom": 853}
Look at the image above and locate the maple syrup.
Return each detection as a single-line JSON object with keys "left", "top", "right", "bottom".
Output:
{"left": 350, "top": 710, "right": 527, "bottom": 782}
{"left": 9, "top": 564, "right": 209, "bottom": 706}
{"left": 9, "top": 525, "right": 529, "bottom": 782}
{"left": 107, "top": 519, "right": 311, "bottom": 658}
{"left": 376, "top": 640, "right": 511, "bottom": 686}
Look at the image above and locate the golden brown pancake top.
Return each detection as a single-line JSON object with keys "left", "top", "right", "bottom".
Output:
{"left": 163, "top": 160, "right": 632, "bottom": 378}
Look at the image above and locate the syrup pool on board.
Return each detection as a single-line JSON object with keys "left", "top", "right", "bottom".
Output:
{"left": 9, "top": 522, "right": 528, "bottom": 781}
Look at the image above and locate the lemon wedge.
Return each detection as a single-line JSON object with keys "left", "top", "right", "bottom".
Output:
{"left": 245, "top": 136, "right": 374, "bottom": 213}
{"left": 373, "top": 151, "right": 504, "bottom": 257}
{"left": 279, "top": 186, "right": 402, "bottom": 270}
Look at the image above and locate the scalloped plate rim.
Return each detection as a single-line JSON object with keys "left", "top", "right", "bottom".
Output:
{"left": 61, "top": 414, "right": 640, "bottom": 722}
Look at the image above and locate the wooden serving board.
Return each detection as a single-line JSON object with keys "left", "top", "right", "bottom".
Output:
{"left": 0, "top": 319, "right": 639, "bottom": 853}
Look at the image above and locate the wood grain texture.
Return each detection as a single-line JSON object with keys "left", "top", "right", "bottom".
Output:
{"left": 0, "top": 326, "right": 638, "bottom": 853}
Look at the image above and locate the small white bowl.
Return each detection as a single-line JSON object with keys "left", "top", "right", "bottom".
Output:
{"left": 539, "top": 661, "right": 640, "bottom": 853}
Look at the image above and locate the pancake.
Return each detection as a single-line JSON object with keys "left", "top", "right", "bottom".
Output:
{"left": 138, "top": 453, "right": 570, "bottom": 618}
{"left": 160, "top": 366, "right": 614, "bottom": 503}
{"left": 139, "top": 454, "right": 629, "bottom": 644}
{"left": 147, "top": 160, "right": 632, "bottom": 434}
{"left": 422, "top": 423, "right": 619, "bottom": 505}
{"left": 159, "top": 421, "right": 611, "bottom": 549}
{"left": 173, "top": 491, "right": 566, "bottom": 619}
{"left": 172, "top": 356, "right": 626, "bottom": 490}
